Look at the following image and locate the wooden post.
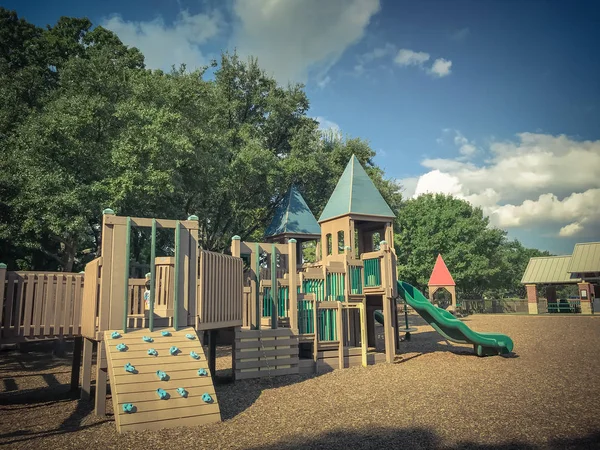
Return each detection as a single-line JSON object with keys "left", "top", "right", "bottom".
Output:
{"left": 0, "top": 263, "right": 6, "bottom": 329}
{"left": 70, "top": 337, "right": 83, "bottom": 393}
{"left": 231, "top": 235, "right": 241, "bottom": 258}
{"left": 288, "top": 239, "right": 299, "bottom": 333}
{"left": 99, "top": 209, "right": 115, "bottom": 336}
{"left": 254, "top": 243, "right": 261, "bottom": 330}
{"left": 80, "top": 338, "right": 93, "bottom": 400}
{"left": 149, "top": 219, "right": 157, "bottom": 332}
{"left": 123, "top": 216, "right": 131, "bottom": 333}
{"left": 174, "top": 220, "right": 181, "bottom": 331}
{"left": 208, "top": 329, "right": 217, "bottom": 378}
{"left": 94, "top": 340, "right": 107, "bottom": 416}
{"left": 380, "top": 241, "right": 396, "bottom": 363}
{"left": 337, "top": 302, "right": 344, "bottom": 369}
{"left": 359, "top": 303, "right": 368, "bottom": 368}
{"left": 313, "top": 299, "right": 318, "bottom": 368}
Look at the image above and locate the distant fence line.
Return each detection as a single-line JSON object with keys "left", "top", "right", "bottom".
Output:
{"left": 457, "top": 299, "right": 529, "bottom": 314}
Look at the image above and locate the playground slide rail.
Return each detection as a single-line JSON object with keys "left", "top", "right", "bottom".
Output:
{"left": 397, "top": 281, "right": 514, "bottom": 356}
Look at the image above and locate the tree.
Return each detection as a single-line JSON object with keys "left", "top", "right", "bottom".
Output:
{"left": 395, "top": 193, "right": 506, "bottom": 298}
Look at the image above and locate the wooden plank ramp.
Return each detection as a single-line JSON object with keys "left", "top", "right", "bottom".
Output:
{"left": 104, "top": 327, "right": 221, "bottom": 433}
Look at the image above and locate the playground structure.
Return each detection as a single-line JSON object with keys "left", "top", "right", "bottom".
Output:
{"left": 0, "top": 155, "right": 515, "bottom": 433}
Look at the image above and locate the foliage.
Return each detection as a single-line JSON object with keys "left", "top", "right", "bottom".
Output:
{"left": 0, "top": 9, "right": 401, "bottom": 271}
{"left": 394, "top": 193, "right": 546, "bottom": 299}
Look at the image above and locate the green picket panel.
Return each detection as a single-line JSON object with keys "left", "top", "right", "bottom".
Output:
{"left": 364, "top": 258, "right": 381, "bottom": 287}
{"left": 350, "top": 266, "right": 362, "bottom": 294}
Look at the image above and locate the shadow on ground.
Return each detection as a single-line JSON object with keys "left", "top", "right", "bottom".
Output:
{"left": 245, "top": 427, "right": 600, "bottom": 450}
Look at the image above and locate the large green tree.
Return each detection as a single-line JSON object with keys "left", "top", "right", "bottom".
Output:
{"left": 0, "top": 10, "right": 402, "bottom": 271}
{"left": 395, "top": 193, "right": 507, "bottom": 298}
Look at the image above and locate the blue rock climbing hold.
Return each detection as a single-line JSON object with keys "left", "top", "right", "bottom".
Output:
{"left": 202, "top": 393, "right": 213, "bottom": 403}
{"left": 176, "top": 387, "right": 188, "bottom": 398}
{"left": 156, "top": 370, "right": 168, "bottom": 381}
{"left": 122, "top": 403, "right": 135, "bottom": 413}
{"left": 142, "top": 336, "right": 153, "bottom": 343}
{"left": 170, "top": 346, "right": 180, "bottom": 355}
{"left": 147, "top": 348, "right": 158, "bottom": 356}
{"left": 198, "top": 368, "right": 208, "bottom": 377}
{"left": 190, "top": 351, "right": 200, "bottom": 359}
{"left": 157, "top": 388, "right": 168, "bottom": 399}
{"left": 124, "top": 363, "right": 136, "bottom": 373}
{"left": 161, "top": 331, "right": 171, "bottom": 337}
{"left": 111, "top": 331, "right": 121, "bottom": 339}
{"left": 116, "top": 343, "right": 127, "bottom": 352}
{"left": 185, "top": 333, "right": 195, "bottom": 340}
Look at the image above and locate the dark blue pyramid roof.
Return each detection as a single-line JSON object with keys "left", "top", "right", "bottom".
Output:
{"left": 265, "top": 185, "right": 321, "bottom": 238}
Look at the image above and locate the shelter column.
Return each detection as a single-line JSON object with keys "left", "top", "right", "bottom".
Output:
{"left": 577, "top": 282, "right": 593, "bottom": 314}
{"left": 526, "top": 284, "right": 538, "bottom": 315}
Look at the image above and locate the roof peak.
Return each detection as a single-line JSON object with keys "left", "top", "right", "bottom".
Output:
{"left": 318, "top": 155, "right": 395, "bottom": 222}
{"left": 428, "top": 254, "right": 456, "bottom": 286}
{"left": 265, "top": 185, "right": 321, "bottom": 238}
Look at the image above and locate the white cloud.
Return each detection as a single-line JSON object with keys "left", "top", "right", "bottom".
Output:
{"left": 231, "top": 0, "right": 381, "bottom": 85}
{"left": 101, "top": 10, "right": 222, "bottom": 71}
{"left": 429, "top": 58, "right": 452, "bottom": 77}
{"left": 354, "top": 42, "right": 395, "bottom": 74}
{"left": 405, "top": 133, "right": 600, "bottom": 238}
{"left": 315, "top": 116, "right": 342, "bottom": 138}
{"left": 394, "top": 49, "right": 430, "bottom": 66}
{"left": 393, "top": 49, "right": 452, "bottom": 78}
{"left": 559, "top": 222, "right": 584, "bottom": 237}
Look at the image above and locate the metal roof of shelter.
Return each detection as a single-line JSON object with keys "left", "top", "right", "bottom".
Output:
{"left": 318, "top": 155, "right": 395, "bottom": 223}
{"left": 521, "top": 256, "right": 581, "bottom": 284}
{"left": 567, "top": 242, "right": 600, "bottom": 273}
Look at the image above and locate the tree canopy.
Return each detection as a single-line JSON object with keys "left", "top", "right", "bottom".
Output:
{"left": 0, "top": 8, "right": 548, "bottom": 299}
{"left": 0, "top": 9, "right": 401, "bottom": 271}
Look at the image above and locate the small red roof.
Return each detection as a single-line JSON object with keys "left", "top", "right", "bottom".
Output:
{"left": 428, "top": 254, "right": 455, "bottom": 286}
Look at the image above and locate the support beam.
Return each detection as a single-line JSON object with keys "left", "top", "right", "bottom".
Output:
{"left": 208, "top": 329, "right": 217, "bottom": 378}
{"left": 70, "top": 337, "right": 83, "bottom": 393}
{"left": 526, "top": 284, "right": 538, "bottom": 315}
{"left": 80, "top": 338, "right": 93, "bottom": 401}
{"left": 94, "top": 340, "right": 107, "bottom": 416}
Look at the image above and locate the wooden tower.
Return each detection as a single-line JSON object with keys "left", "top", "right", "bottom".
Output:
{"left": 317, "top": 155, "right": 399, "bottom": 362}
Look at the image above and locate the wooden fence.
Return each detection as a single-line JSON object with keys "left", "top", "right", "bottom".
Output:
{"left": 1, "top": 269, "right": 85, "bottom": 342}
{"left": 197, "top": 250, "right": 243, "bottom": 330}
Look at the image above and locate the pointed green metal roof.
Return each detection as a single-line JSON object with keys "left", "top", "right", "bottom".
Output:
{"left": 318, "top": 155, "right": 395, "bottom": 222}
{"left": 265, "top": 185, "right": 321, "bottom": 238}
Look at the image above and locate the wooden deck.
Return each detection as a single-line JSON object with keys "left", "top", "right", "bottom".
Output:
{"left": 103, "top": 327, "right": 221, "bottom": 433}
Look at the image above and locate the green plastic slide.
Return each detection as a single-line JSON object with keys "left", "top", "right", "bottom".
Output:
{"left": 397, "top": 281, "right": 514, "bottom": 356}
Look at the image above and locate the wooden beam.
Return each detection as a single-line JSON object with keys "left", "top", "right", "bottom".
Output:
{"left": 70, "top": 337, "right": 83, "bottom": 392}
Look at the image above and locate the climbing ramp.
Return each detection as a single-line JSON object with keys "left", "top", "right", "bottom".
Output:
{"left": 104, "top": 327, "right": 221, "bottom": 433}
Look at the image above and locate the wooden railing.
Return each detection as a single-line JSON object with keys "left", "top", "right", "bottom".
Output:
{"left": 1, "top": 269, "right": 85, "bottom": 342}
{"left": 197, "top": 250, "right": 243, "bottom": 330}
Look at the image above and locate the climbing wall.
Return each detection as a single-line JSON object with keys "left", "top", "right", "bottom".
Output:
{"left": 103, "top": 327, "right": 221, "bottom": 433}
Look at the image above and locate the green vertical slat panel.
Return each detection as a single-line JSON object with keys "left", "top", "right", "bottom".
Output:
{"left": 271, "top": 244, "right": 277, "bottom": 329}
{"left": 364, "top": 258, "right": 381, "bottom": 287}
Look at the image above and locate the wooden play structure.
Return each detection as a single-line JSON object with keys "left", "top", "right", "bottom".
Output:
{"left": 428, "top": 254, "right": 457, "bottom": 309}
{"left": 0, "top": 155, "right": 404, "bottom": 433}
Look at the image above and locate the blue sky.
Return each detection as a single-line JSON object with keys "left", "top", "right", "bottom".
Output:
{"left": 4, "top": 0, "right": 600, "bottom": 255}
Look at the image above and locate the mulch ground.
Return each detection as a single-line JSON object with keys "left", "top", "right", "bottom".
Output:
{"left": 1, "top": 315, "right": 600, "bottom": 450}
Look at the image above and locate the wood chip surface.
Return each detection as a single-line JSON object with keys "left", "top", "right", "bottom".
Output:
{"left": 1, "top": 315, "right": 599, "bottom": 449}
